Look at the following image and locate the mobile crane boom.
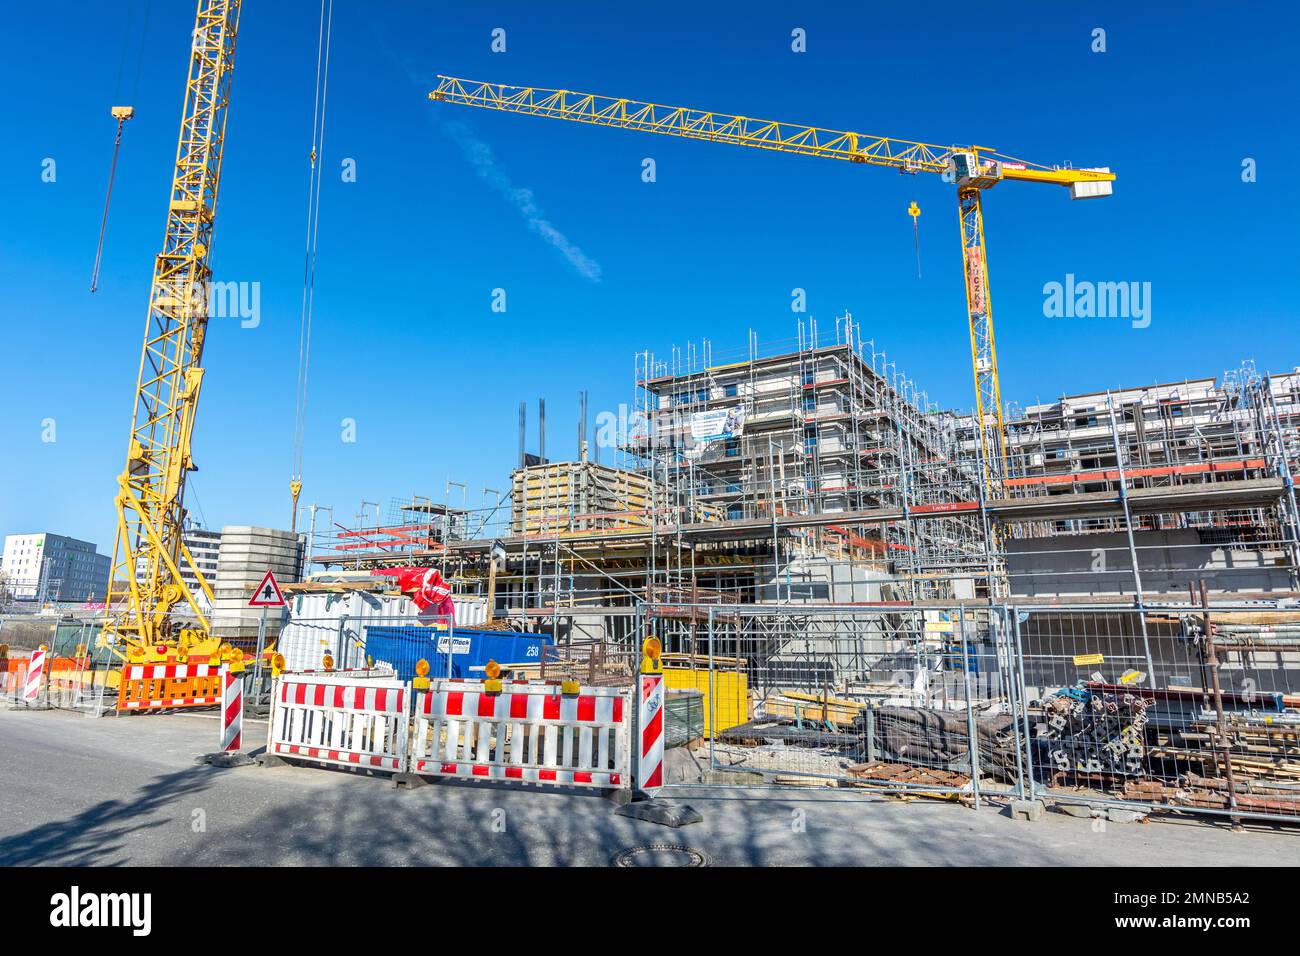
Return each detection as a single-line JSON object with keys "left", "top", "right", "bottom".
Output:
{"left": 104, "top": 0, "right": 242, "bottom": 653}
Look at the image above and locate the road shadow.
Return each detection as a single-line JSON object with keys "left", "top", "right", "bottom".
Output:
{"left": 0, "top": 766, "right": 215, "bottom": 866}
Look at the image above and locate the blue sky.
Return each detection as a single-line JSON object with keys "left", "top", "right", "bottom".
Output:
{"left": 1, "top": 1, "right": 1296, "bottom": 555}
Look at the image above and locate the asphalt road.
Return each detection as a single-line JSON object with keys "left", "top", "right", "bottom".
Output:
{"left": 1, "top": 708, "right": 1295, "bottom": 866}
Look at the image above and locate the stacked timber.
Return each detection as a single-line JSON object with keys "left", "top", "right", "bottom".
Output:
{"left": 510, "top": 461, "right": 666, "bottom": 535}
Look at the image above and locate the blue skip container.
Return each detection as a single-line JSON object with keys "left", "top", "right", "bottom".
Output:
{"left": 362, "top": 625, "right": 553, "bottom": 681}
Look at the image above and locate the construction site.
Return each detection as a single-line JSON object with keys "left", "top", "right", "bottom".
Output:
{"left": 3, "top": 1, "right": 1300, "bottom": 884}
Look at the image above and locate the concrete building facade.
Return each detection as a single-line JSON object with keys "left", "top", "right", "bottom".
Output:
{"left": 1, "top": 532, "right": 111, "bottom": 603}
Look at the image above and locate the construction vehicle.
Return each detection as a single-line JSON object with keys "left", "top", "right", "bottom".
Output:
{"left": 102, "top": 0, "right": 242, "bottom": 663}
{"left": 428, "top": 76, "right": 1116, "bottom": 488}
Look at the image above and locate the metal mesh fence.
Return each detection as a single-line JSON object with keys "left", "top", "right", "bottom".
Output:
{"left": 651, "top": 600, "right": 1300, "bottom": 821}
{"left": 641, "top": 604, "right": 1026, "bottom": 803}
{"left": 1018, "top": 604, "right": 1300, "bottom": 822}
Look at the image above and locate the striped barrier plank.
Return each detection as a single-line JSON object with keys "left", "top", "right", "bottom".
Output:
{"left": 411, "top": 680, "right": 631, "bottom": 791}
{"left": 637, "top": 672, "right": 665, "bottom": 795}
{"left": 116, "top": 662, "right": 222, "bottom": 712}
{"left": 268, "top": 673, "right": 408, "bottom": 774}
{"left": 23, "top": 648, "right": 47, "bottom": 705}
{"left": 221, "top": 666, "right": 243, "bottom": 752}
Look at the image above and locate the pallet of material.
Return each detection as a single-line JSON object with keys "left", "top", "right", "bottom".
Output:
{"left": 761, "top": 690, "right": 865, "bottom": 729}
{"left": 661, "top": 653, "right": 746, "bottom": 670}
{"left": 1147, "top": 745, "right": 1300, "bottom": 780}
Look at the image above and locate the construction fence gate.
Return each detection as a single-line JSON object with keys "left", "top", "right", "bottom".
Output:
{"left": 411, "top": 679, "right": 631, "bottom": 788}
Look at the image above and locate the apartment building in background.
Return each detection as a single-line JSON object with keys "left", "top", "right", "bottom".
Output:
{"left": 1, "top": 532, "right": 112, "bottom": 603}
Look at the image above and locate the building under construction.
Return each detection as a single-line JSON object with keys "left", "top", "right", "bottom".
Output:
{"left": 312, "top": 320, "right": 1300, "bottom": 641}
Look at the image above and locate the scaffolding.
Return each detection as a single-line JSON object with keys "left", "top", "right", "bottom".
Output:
{"left": 628, "top": 314, "right": 990, "bottom": 602}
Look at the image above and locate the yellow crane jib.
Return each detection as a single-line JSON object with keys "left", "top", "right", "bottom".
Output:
{"left": 428, "top": 74, "right": 1115, "bottom": 495}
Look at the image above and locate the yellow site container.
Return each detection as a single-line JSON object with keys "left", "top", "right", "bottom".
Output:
{"left": 664, "top": 667, "right": 748, "bottom": 737}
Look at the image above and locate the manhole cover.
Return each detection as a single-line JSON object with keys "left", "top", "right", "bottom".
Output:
{"left": 612, "top": 844, "right": 710, "bottom": 867}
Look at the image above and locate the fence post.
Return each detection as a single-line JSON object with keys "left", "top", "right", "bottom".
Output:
{"left": 707, "top": 605, "right": 716, "bottom": 773}
{"left": 1010, "top": 606, "right": 1038, "bottom": 797}
{"left": 996, "top": 607, "right": 1028, "bottom": 799}
{"left": 335, "top": 614, "right": 349, "bottom": 671}
{"left": 251, "top": 610, "right": 268, "bottom": 706}
{"left": 958, "top": 605, "right": 981, "bottom": 809}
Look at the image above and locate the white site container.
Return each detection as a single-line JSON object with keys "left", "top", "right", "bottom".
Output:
{"left": 277, "top": 589, "right": 488, "bottom": 671}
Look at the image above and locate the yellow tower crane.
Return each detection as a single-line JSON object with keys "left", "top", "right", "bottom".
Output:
{"left": 428, "top": 75, "right": 1115, "bottom": 487}
{"left": 103, "top": 0, "right": 242, "bottom": 658}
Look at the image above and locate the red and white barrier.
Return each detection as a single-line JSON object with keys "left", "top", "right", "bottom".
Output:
{"left": 23, "top": 648, "right": 47, "bottom": 705}
{"left": 221, "top": 666, "right": 243, "bottom": 752}
{"left": 3, "top": 661, "right": 29, "bottom": 701}
{"left": 636, "top": 671, "right": 665, "bottom": 796}
{"left": 411, "top": 679, "right": 632, "bottom": 790}
{"left": 268, "top": 673, "right": 409, "bottom": 772}
{"left": 117, "top": 662, "right": 221, "bottom": 711}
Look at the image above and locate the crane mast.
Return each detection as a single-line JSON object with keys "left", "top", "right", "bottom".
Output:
{"left": 104, "top": 0, "right": 242, "bottom": 652}
{"left": 429, "top": 75, "right": 1114, "bottom": 491}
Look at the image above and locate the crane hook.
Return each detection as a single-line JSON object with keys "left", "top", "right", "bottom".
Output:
{"left": 907, "top": 202, "right": 922, "bottom": 279}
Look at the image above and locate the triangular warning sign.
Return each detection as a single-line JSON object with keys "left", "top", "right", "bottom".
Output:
{"left": 248, "top": 569, "right": 286, "bottom": 607}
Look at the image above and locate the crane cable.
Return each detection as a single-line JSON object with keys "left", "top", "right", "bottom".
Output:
{"left": 90, "top": 1, "right": 151, "bottom": 293}
{"left": 291, "top": 0, "right": 334, "bottom": 532}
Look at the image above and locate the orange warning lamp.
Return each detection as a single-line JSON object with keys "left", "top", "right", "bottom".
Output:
{"left": 271, "top": 652, "right": 285, "bottom": 677}
{"left": 322, "top": 652, "right": 335, "bottom": 672}
{"left": 484, "top": 659, "right": 503, "bottom": 695}
{"left": 413, "top": 658, "right": 430, "bottom": 690}
{"left": 230, "top": 647, "right": 246, "bottom": 674}
{"left": 641, "top": 637, "right": 663, "bottom": 676}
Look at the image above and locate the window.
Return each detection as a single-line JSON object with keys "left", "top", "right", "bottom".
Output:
{"left": 727, "top": 504, "right": 744, "bottom": 520}
{"left": 697, "top": 388, "right": 709, "bottom": 402}
{"left": 724, "top": 383, "right": 738, "bottom": 398}
{"left": 724, "top": 439, "right": 740, "bottom": 458}
{"left": 803, "top": 396, "right": 817, "bottom": 412}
